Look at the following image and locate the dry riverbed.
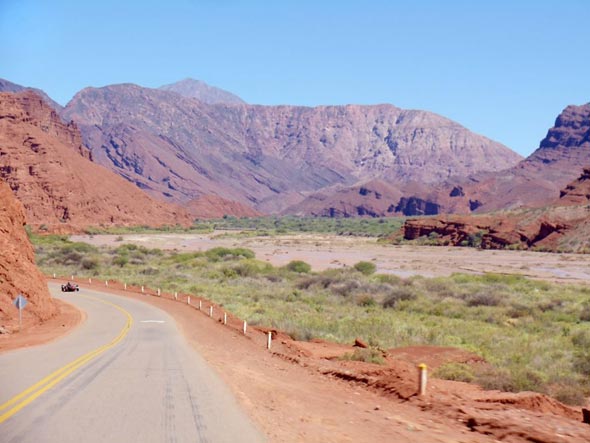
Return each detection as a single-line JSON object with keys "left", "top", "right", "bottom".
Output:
{"left": 71, "top": 232, "right": 590, "bottom": 283}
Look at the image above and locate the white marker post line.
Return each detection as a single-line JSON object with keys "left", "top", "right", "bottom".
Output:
{"left": 139, "top": 320, "right": 165, "bottom": 323}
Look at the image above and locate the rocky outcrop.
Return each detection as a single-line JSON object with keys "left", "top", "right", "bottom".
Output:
{"left": 0, "top": 180, "right": 56, "bottom": 331}
{"left": 61, "top": 83, "right": 521, "bottom": 213}
{"left": 159, "top": 78, "right": 246, "bottom": 105}
{"left": 0, "top": 91, "right": 192, "bottom": 232}
{"left": 559, "top": 167, "right": 590, "bottom": 205}
{"left": 398, "top": 168, "right": 590, "bottom": 252}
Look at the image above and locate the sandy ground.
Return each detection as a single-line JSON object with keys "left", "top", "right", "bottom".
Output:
{"left": 72, "top": 232, "right": 590, "bottom": 283}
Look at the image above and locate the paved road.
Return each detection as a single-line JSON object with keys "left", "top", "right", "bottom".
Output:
{"left": 0, "top": 283, "right": 263, "bottom": 443}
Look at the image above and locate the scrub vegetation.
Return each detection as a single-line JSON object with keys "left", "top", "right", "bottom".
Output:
{"left": 33, "top": 233, "right": 590, "bottom": 405}
{"left": 83, "top": 215, "right": 405, "bottom": 238}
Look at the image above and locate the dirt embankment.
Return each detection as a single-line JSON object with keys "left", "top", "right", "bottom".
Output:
{"left": 46, "top": 278, "right": 590, "bottom": 442}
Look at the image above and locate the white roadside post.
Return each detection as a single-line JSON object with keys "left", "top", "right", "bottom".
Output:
{"left": 174, "top": 292, "right": 178, "bottom": 301}
{"left": 124, "top": 283, "right": 127, "bottom": 290}
{"left": 243, "top": 321, "right": 247, "bottom": 335}
{"left": 88, "top": 278, "right": 92, "bottom": 284}
{"left": 209, "top": 306, "right": 213, "bottom": 317}
{"left": 105, "top": 280, "right": 109, "bottom": 287}
{"left": 71, "top": 275, "right": 74, "bottom": 281}
{"left": 418, "top": 363, "right": 428, "bottom": 396}
{"left": 141, "top": 285, "right": 144, "bottom": 293}
{"left": 199, "top": 300, "right": 202, "bottom": 311}
{"left": 157, "top": 288, "right": 161, "bottom": 296}
{"left": 53, "top": 273, "right": 56, "bottom": 278}
{"left": 188, "top": 296, "right": 191, "bottom": 305}
{"left": 267, "top": 332, "right": 272, "bottom": 350}
{"left": 223, "top": 312, "right": 227, "bottom": 325}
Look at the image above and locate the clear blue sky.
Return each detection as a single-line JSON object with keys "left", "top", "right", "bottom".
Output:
{"left": 1, "top": 0, "right": 589, "bottom": 156}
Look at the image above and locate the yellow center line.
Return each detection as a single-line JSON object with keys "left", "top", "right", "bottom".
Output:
{"left": 0, "top": 294, "right": 133, "bottom": 424}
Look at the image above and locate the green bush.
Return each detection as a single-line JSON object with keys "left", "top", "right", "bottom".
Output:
{"left": 285, "top": 260, "right": 312, "bottom": 273}
{"left": 353, "top": 261, "right": 377, "bottom": 275}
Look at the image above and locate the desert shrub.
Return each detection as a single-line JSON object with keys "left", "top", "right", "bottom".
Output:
{"left": 506, "top": 303, "right": 534, "bottom": 319}
{"left": 382, "top": 287, "right": 416, "bottom": 308}
{"left": 538, "top": 299, "right": 564, "bottom": 312}
{"left": 553, "top": 384, "right": 587, "bottom": 406}
{"left": 204, "top": 247, "right": 253, "bottom": 260}
{"left": 285, "top": 260, "right": 311, "bottom": 273}
{"left": 571, "top": 330, "right": 590, "bottom": 348}
{"left": 465, "top": 290, "right": 504, "bottom": 307}
{"left": 374, "top": 274, "right": 402, "bottom": 285}
{"left": 475, "top": 367, "right": 516, "bottom": 392}
{"left": 330, "top": 279, "right": 361, "bottom": 297}
{"left": 434, "top": 363, "right": 475, "bottom": 383}
{"left": 356, "top": 294, "right": 377, "bottom": 307}
{"left": 353, "top": 261, "right": 376, "bottom": 276}
{"left": 140, "top": 266, "right": 160, "bottom": 275}
{"left": 81, "top": 257, "right": 100, "bottom": 270}
{"left": 579, "top": 305, "right": 590, "bottom": 322}
{"left": 112, "top": 256, "right": 128, "bottom": 267}
{"left": 340, "top": 348, "right": 384, "bottom": 365}
{"left": 422, "top": 278, "right": 456, "bottom": 298}
{"left": 231, "top": 260, "right": 271, "bottom": 277}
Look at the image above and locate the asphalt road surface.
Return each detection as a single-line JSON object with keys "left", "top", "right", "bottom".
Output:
{"left": 0, "top": 283, "right": 263, "bottom": 442}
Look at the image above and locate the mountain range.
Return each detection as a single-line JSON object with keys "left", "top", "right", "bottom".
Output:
{"left": 58, "top": 80, "right": 520, "bottom": 214}
{"left": 0, "top": 76, "right": 588, "bottom": 230}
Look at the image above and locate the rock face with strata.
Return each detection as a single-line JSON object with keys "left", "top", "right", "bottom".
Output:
{"left": 61, "top": 83, "right": 521, "bottom": 214}
{"left": 0, "top": 180, "right": 56, "bottom": 331}
{"left": 0, "top": 91, "right": 192, "bottom": 232}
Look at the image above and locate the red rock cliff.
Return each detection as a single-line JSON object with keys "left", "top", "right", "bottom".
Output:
{"left": 0, "top": 180, "right": 55, "bottom": 332}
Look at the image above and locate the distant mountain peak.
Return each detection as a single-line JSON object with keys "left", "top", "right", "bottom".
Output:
{"left": 159, "top": 78, "right": 245, "bottom": 105}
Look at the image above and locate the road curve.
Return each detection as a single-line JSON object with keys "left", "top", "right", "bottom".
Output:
{"left": 0, "top": 283, "right": 263, "bottom": 443}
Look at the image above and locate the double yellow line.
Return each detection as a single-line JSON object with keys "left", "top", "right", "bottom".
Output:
{"left": 0, "top": 294, "right": 133, "bottom": 424}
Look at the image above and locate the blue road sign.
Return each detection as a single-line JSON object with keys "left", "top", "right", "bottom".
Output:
{"left": 13, "top": 294, "right": 27, "bottom": 309}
